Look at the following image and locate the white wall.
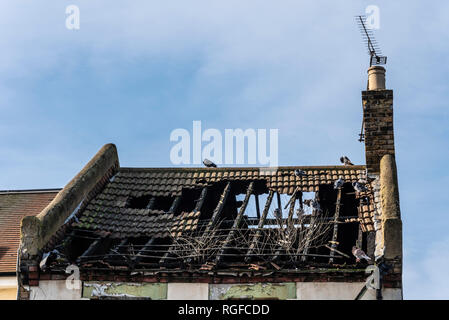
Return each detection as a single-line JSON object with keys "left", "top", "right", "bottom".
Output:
{"left": 27, "top": 280, "right": 401, "bottom": 300}
{"left": 0, "top": 276, "right": 17, "bottom": 300}
{"left": 0, "top": 276, "right": 17, "bottom": 288}
{"left": 296, "top": 282, "right": 402, "bottom": 300}
{"left": 167, "top": 283, "right": 208, "bottom": 300}
{"left": 29, "top": 280, "right": 82, "bottom": 300}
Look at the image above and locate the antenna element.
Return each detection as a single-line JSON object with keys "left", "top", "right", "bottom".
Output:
{"left": 355, "top": 15, "right": 387, "bottom": 67}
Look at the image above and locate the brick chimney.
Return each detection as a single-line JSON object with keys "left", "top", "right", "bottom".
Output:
{"left": 362, "top": 66, "right": 395, "bottom": 175}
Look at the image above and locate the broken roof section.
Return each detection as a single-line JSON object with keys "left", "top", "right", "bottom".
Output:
{"left": 31, "top": 144, "right": 377, "bottom": 276}
{"left": 0, "top": 190, "right": 59, "bottom": 273}
{"left": 71, "top": 166, "right": 371, "bottom": 238}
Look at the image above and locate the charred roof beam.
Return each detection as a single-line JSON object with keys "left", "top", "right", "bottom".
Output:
{"left": 244, "top": 190, "right": 274, "bottom": 263}
{"left": 329, "top": 188, "right": 343, "bottom": 264}
{"left": 160, "top": 186, "right": 208, "bottom": 265}
{"left": 216, "top": 182, "right": 254, "bottom": 264}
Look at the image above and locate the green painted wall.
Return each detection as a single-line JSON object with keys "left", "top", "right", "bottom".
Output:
{"left": 209, "top": 283, "right": 296, "bottom": 300}
{"left": 82, "top": 282, "right": 167, "bottom": 300}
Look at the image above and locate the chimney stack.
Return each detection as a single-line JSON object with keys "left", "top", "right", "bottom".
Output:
{"left": 362, "top": 67, "right": 395, "bottom": 175}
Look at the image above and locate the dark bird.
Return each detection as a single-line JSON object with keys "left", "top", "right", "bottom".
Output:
{"left": 294, "top": 169, "right": 308, "bottom": 177}
{"left": 340, "top": 156, "right": 354, "bottom": 166}
{"left": 304, "top": 199, "right": 321, "bottom": 212}
{"left": 334, "top": 177, "right": 345, "bottom": 189}
{"left": 352, "top": 181, "right": 368, "bottom": 192}
{"left": 203, "top": 158, "right": 217, "bottom": 168}
{"left": 352, "top": 246, "right": 371, "bottom": 263}
{"left": 39, "top": 249, "right": 63, "bottom": 271}
{"left": 311, "top": 200, "right": 321, "bottom": 212}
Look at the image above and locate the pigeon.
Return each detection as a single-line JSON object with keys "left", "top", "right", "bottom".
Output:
{"left": 340, "top": 156, "right": 354, "bottom": 166}
{"left": 294, "top": 169, "right": 308, "bottom": 177}
{"left": 274, "top": 208, "right": 282, "bottom": 219}
{"left": 311, "top": 200, "right": 321, "bottom": 212}
{"left": 39, "top": 249, "right": 63, "bottom": 271}
{"left": 360, "top": 196, "right": 369, "bottom": 205}
{"left": 352, "top": 181, "right": 368, "bottom": 192}
{"left": 303, "top": 199, "right": 321, "bottom": 212}
{"left": 352, "top": 246, "right": 371, "bottom": 262}
{"left": 203, "top": 158, "right": 217, "bottom": 168}
{"left": 334, "top": 177, "right": 345, "bottom": 189}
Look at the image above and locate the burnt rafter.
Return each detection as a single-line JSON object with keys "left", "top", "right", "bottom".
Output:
{"left": 194, "top": 186, "right": 209, "bottom": 212}
{"left": 329, "top": 188, "right": 343, "bottom": 264}
{"left": 104, "top": 238, "right": 129, "bottom": 264}
{"left": 287, "top": 190, "right": 299, "bottom": 228}
{"left": 284, "top": 186, "right": 300, "bottom": 210}
{"left": 297, "top": 191, "right": 304, "bottom": 229}
{"left": 146, "top": 197, "right": 156, "bottom": 210}
{"left": 205, "top": 182, "right": 231, "bottom": 232}
{"left": 301, "top": 192, "right": 320, "bottom": 262}
{"left": 168, "top": 196, "right": 182, "bottom": 214}
{"left": 276, "top": 191, "right": 282, "bottom": 215}
{"left": 133, "top": 238, "right": 156, "bottom": 267}
{"left": 77, "top": 237, "right": 107, "bottom": 263}
{"left": 244, "top": 190, "right": 275, "bottom": 263}
{"left": 272, "top": 192, "right": 297, "bottom": 262}
{"left": 216, "top": 182, "right": 254, "bottom": 263}
{"left": 255, "top": 193, "right": 261, "bottom": 219}
{"left": 160, "top": 186, "right": 209, "bottom": 265}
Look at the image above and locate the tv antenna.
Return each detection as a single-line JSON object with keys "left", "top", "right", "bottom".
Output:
{"left": 355, "top": 15, "right": 387, "bottom": 67}
{"left": 355, "top": 15, "right": 387, "bottom": 142}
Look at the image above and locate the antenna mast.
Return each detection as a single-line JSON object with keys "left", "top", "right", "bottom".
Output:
{"left": 355, "top": 15, "right": 387, "bottom": 142}
{"left": 356, "top": 15, "right": 387, "bottom": 67}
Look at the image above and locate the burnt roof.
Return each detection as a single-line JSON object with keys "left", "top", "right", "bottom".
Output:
{"left": 39, "top": 165, "right": 377, "bottom": 276}
{"left": 71, "top": 166, "right": 370, "bottom": 238}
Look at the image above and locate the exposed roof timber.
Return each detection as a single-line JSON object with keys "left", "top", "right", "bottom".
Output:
{"left": 78, "top": 238, "right": 104, "bottom": 263}
{"left": 216, "top": 182, "right": 254, "bottom": 263}
{"left": 133, "top": 238, "right": 156, "bottom": 266}
{"left": 287, "top": 191, "right": 298, "bottom": 228}
{"left": 203, "top": 182, "right": 231, "bottom": 235}
{"left": 301, "top": 192, "right": 320, "bottom": 262}
{"left": 244, "top": 190, "right": 275, "bottom": 263}
{"left": 194, "top": 186, "right": 208, "bottom": 212}
{"left": 254, "top": 193, "right": 261, "bottom": 219}
{"left": 329, "top": 188, "right": 343, "bottom": 264}
{"left": 168, "top": 196, "right": 181, "bottom": 214}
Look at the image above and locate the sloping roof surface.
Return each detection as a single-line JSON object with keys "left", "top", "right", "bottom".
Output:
{"left": 0, "top": 190, "right": 59, "bottom": 273}
{"left": 37, "top": 165, "right": 378, "bottom": 275}
{"left": 73, "top": 166, "right": 370, "bottom": 238}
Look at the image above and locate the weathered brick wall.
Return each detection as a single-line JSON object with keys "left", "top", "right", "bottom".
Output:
{"left": 362, "top": 90, "right": 395, "bottom": 175}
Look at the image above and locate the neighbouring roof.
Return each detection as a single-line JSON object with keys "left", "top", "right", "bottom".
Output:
{"left": 40, "top": 165, "right": 378, "bottom": 276}
{"left": 0, "top": 190, "right": 59, "bottom": 273}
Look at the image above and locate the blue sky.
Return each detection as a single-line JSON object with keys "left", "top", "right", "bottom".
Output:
{"left": 1, "top": 1, "right": 448, "bottom": 299}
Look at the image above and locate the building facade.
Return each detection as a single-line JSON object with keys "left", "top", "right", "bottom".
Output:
{"left": 16, "top": 67, "right": 402, "bottom": 300}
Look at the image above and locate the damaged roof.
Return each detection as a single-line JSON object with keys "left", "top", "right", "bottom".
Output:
{"left": 0, "top": 190, "right": 59, "bottom": 273}
{"left": 39, "top": 165, "right": 378, "bottom": 276}
{"left": 72, "top": 166, "right": 371, "bottom": 238}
